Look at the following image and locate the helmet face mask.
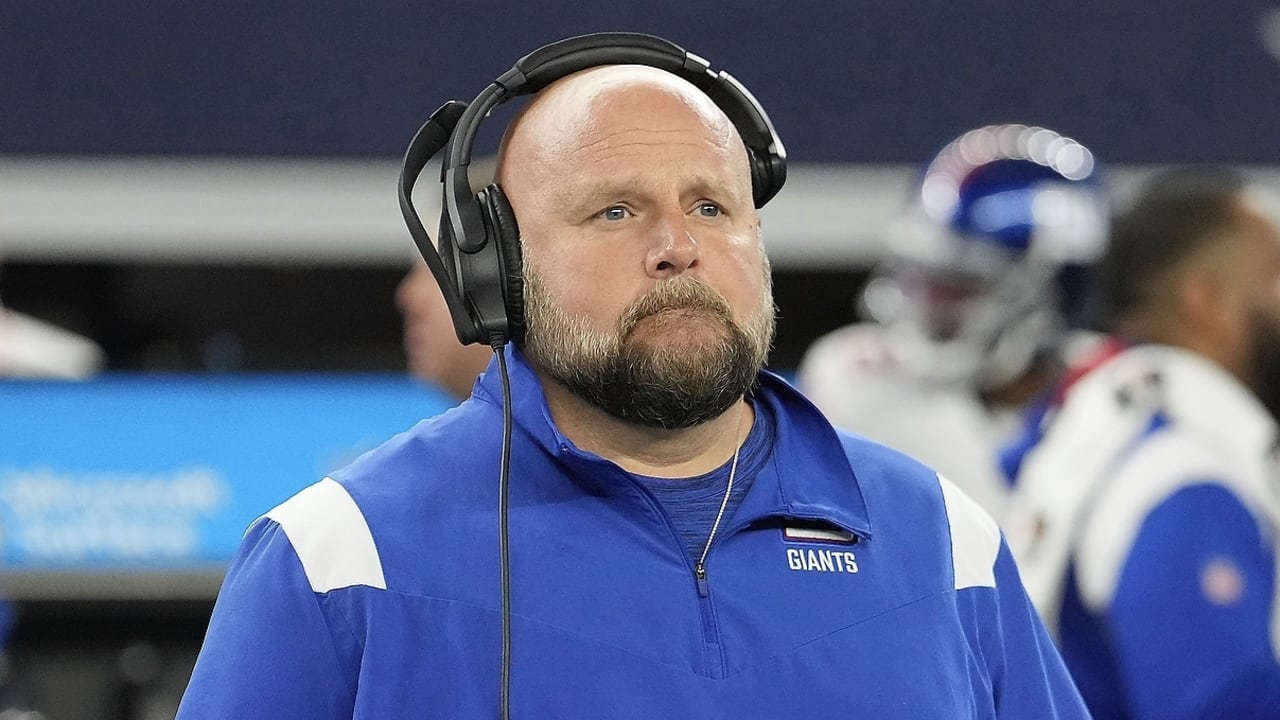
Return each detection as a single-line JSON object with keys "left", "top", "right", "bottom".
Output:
{"left": 862, "top": 252, "right": 1059, "bottom": 388}
{"left": 863, "top": 124, "right": 1108, "bottom": 389}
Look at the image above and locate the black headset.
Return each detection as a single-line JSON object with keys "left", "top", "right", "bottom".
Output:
{"left": 397, "top": 32, "right": 788, "bottom": 348}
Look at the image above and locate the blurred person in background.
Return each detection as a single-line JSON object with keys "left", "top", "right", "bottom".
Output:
{"left": 1004, "top": 167, "right": 1280, "bottom": 719}
{"left": 797, "top": 124, "right": 1109, "bottom": 519}
{"left": 396, "top": 260, "right": 491, "bottom": 400}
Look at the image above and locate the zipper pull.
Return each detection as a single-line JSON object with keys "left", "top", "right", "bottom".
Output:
{"left": 694, "top": 562, "right": 710, "bottom": 597}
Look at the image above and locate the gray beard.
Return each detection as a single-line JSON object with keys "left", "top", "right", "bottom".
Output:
{"left": 521, "top": 273, "right": 774, "bottom": 429}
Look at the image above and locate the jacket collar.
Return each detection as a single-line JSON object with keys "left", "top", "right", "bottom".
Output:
{"left": 473, "top": 345, "right": 872, "bottom": 539}
{"left": 735, "top": 372, "right": 873, "bottom": 539}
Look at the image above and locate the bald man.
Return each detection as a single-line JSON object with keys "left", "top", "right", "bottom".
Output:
{"left": 177, "top": 48, "right": 1086, "bottom": 719}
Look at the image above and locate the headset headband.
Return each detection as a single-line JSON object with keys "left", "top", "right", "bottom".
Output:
{"left": 398, "top": 32, "right": 787, "bottom": 345}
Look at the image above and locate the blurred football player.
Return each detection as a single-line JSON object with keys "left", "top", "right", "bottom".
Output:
{"left": 797, "top": 124, "right": 1108, "bottom": 518}
{"left": 1003, "top": 167, "right": 1280, "bottom": 718}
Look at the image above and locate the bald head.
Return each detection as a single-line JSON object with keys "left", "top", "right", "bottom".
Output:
{"left": 496, "top": 65, "right": 753, "bottom": 213}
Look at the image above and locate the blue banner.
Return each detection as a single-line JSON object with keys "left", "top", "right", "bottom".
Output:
{"left": 0, "top": 374, "right": 457, "bottom": 570}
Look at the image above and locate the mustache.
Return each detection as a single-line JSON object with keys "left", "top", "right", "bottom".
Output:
{"left": 618, "top": 278, "right": 734, "bottom": 334}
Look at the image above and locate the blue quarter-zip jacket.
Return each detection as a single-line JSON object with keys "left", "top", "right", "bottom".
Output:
{"left": 177, "top": 346, "right": 1086, "bottom": 718}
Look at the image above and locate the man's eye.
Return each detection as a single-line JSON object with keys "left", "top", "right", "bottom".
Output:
{"left": 697, "top": 203, "right": 722, "bottom": 218}
{"left": 600, "top": 206, "right": 630, "bottom": 221}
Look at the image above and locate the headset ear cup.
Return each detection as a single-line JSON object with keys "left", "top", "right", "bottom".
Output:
{"left": 484, "top": 184, "right": 525, "bottom": 343}
{"left": 747, "top": 148, "right": 769, "bottom": 207}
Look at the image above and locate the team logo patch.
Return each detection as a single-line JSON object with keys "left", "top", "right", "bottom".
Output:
{"left": 782, "top": 524, "right": 859, "bottom": 574}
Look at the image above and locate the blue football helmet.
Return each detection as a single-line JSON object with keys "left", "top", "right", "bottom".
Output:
{"left": 861, "top": 124, "right": 1109, "bottom": 389}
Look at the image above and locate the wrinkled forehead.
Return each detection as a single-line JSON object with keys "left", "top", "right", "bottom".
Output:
{"left": 498, "top": 65, "right": 739, "bottom": 179}
{"left": 567, "top": 65, "right": 728, "bottom": 121}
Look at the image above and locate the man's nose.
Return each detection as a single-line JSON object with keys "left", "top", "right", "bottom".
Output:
{"left": 646, "top": 213, "right": 699, "bottom": 278}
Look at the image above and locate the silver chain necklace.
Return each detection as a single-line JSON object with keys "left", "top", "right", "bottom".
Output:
{"left": 694, "top": 410, "right": 745, "bottom": 587}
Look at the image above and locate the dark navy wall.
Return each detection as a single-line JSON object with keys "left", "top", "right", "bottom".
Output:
{"left": 2, "top": 1, "right": 1279, "bottom": 162}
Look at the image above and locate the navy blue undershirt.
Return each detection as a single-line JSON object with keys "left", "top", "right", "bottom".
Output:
{"left": 633, "top": 398, "right": 774, "bottom": 566}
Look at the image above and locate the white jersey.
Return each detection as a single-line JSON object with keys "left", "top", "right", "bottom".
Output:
{"left": 1004, "top": 345, "right": 1280, "bottom": 645}
{"left": 797, "top": 323, "right": 1017, "bottom": 519}
{"left": 1001, "top": 343, "right": 1280, "bottom": 717}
